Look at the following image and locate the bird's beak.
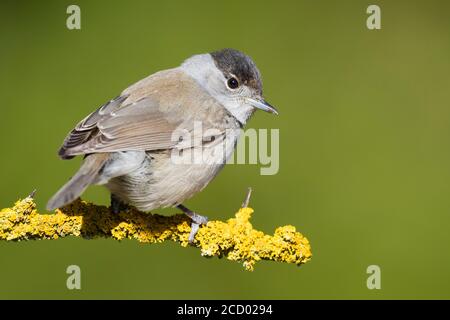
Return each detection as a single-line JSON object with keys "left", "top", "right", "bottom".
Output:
{"left": 247, "top": 98, "right": 279, "bottom": 115}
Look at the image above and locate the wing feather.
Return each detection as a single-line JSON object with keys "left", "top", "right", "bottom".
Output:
{"left": 57, "top": 69, "right": 229, "bottom": 159}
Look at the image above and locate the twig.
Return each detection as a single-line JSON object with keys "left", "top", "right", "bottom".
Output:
{"left": 28, "top": 189, "right": 37, "bottom": 199}
{"left": 0, "top": 191, "right": 312, "bottom": 271}
{"left": 241, "top": 187, "right": 252, "bottom": 208}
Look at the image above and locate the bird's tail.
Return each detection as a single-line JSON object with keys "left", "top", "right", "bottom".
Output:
{"left": 46, "top": 153, "right": 109, "bottom": 211}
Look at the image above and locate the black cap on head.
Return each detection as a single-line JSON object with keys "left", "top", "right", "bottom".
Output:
{"left": 210, "top": 48, "right": 263, "bottom": 95}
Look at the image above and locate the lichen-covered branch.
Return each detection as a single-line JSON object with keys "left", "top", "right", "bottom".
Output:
{"left": 0, "top": 193, "right": 312, "bottom": 271}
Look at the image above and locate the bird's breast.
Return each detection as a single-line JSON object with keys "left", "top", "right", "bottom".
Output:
{"left": 106, "top": 129, "right": 241, "bottom": 212}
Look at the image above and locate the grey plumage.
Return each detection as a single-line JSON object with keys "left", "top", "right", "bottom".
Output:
{"left": 47, "top": 49, "right": 276, "bottom": 216}
{"left": 47, "top": 153, "right": 109, "bottom": 210}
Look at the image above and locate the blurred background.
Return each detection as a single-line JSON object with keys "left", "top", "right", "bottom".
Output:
{"left": 1, "top": 0, "right": 450, "bottom": 299}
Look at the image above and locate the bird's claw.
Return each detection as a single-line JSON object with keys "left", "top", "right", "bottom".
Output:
{"left": 188, "top": 214, "right": 208, "bottom": 244}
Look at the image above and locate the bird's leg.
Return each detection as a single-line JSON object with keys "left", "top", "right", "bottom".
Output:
{"left": 110, "top": 193, "right": 128, "bottom": 214}
{"left": 177, "top": 204, "right": 208, "bottom": 243}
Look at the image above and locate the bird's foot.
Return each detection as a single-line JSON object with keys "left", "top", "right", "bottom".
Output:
{"left": 110, "top": 194, "right": 128, "bottom": 214}
{"left": 187, "top": 214, "right": 208, "bottom": 244}
{"left": 177, "top": 204, "right": 208, "bottom": 243}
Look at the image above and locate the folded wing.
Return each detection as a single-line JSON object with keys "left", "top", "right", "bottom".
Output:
{"left": 57, "top": 69, "right": 227, "bottom": 159}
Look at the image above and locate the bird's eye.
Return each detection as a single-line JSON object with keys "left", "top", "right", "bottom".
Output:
{"left": 227, "top": 77, "right": 239, "bottom": 90}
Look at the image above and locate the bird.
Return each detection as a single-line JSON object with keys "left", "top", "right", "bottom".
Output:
{"left": 47, "top": 48, "right": 278, "bottom": 242}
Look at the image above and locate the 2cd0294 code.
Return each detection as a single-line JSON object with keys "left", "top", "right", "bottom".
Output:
{"left": 221, "top": 304, "right": 273, "bottom": 315}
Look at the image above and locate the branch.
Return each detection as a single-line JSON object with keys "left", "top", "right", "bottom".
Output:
{"left": 0, "top": 191, "right": 312, "bottom": 271}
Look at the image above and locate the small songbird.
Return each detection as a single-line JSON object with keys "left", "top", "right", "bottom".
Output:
{"left": 47, "top": 48, "right": 278, "bottom": 242}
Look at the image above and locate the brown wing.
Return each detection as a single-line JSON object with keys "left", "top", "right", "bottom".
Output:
{"left": 58, "top": 97, "right": 181, "bottom": 158}
{"left": 58, "top": 69, "right": 228, "bottom": 159}
{"left": 58, "top": 95, "right": 126, "bottom": 158}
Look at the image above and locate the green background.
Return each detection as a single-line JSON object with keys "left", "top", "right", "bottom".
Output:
{"left": 1, "top": 0, "right": 450, "bottom": 299}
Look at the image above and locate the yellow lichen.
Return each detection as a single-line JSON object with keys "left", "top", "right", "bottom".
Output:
{"left": 0, "top": 195, "right": 312, "bottom": 271}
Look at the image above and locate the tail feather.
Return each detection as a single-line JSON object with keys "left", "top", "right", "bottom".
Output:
{"left": 47, "top": 153, "right": 109, "bottom": 211}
